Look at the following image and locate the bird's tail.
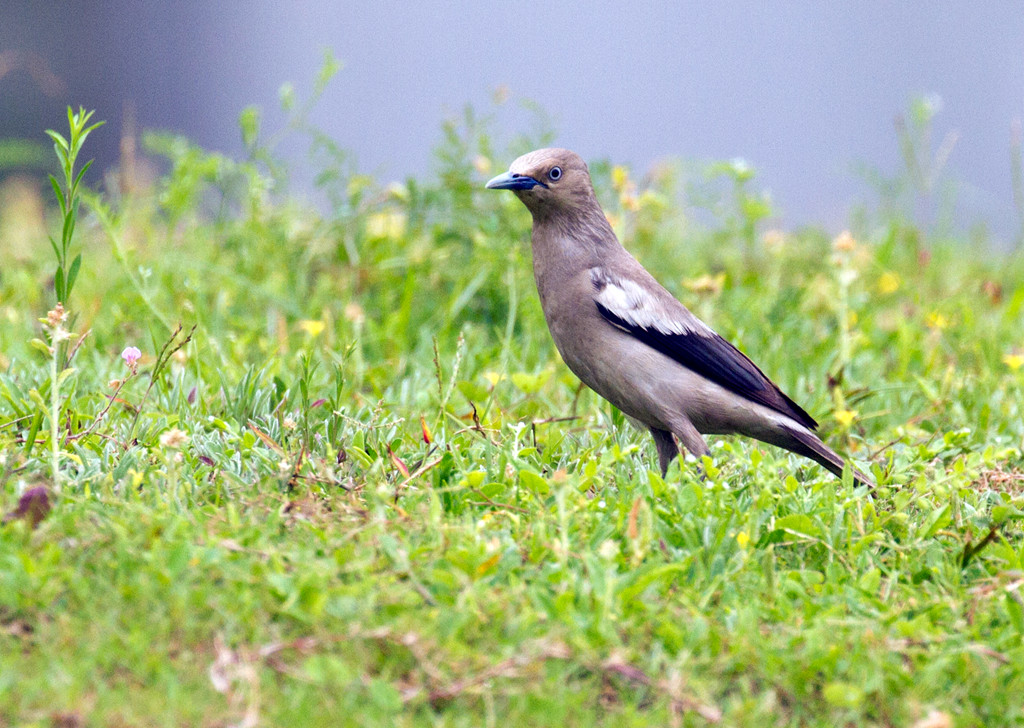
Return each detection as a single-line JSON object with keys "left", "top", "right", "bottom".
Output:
{"left": 777, "top": 424, "right": 875, "bottom": 488}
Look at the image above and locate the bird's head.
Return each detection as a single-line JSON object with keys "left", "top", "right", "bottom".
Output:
{"left": 486, "top": 148, "right": 597, "bottom": 217}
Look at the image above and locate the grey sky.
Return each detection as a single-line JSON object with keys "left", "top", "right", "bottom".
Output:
{"left": 3, "top": 2, "right": 1023, "bottom": 240}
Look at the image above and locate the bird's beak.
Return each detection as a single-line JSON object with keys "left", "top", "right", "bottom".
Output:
{"left": 485, "top": 171, "right": 547, "bottom": 191}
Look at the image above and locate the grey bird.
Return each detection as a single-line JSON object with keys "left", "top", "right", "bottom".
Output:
{"left": 486, "top": 148, "right": 874, "bottom": 487}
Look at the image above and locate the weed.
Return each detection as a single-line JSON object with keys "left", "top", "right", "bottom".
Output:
{"left": 45, "top": 107, "right": 104, "bottom": 310}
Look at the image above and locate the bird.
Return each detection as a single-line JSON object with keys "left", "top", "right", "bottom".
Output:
{"left": 486, "top": 147, "right": 874, "bottom": 487}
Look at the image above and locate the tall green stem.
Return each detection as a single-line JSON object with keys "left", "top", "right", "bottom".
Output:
{"left": 50, "top": 342, "right": 61, "bottom": 490}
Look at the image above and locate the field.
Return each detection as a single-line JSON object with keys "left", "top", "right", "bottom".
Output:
{"left": 2, "top": 93, "right": 1023, "bottom": 726}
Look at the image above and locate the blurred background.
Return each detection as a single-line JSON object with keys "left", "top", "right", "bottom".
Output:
{"left": 2, "top": 1, "right": 1023, "bottom": 243}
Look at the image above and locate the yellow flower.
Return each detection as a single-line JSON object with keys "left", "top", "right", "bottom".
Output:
{"left": 877, "top": 271, "right": 900, "bottom": 294}
{"left": 925, "top": 312, "right": 949, "bottom": 330}
{"left": 611, "top": 165, "right": 629, "bottom": 191}
{"left": 735, "top": 531, "right": 750, "bottom": 548}
{"left": 1003, "top": 353, "right": 1024, "bottom": 371}
{"left": 298, "top": 319, "right": 325, "bottom": 337}
{"left": 365, "top": 210, "right": 406, "bottom": 240}
{"left": 834, "top": 409, "right": 858, "bottom": 427}
{"left": 481, "top": 371, "right": 504, "bottom": 386}
{"left": 683, "top": 272, "right": 726, "bottom": 296}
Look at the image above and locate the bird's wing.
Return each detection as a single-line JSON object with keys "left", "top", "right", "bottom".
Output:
{"left": 590, "top": 268, "right": 817, "bottom": 429}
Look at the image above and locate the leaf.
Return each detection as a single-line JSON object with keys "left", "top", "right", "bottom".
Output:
{"left": 823, "top": 681, "right": 864, "bottom": 708}
{"left": 914, "top": 375, "right": 939, "bottom": 403}
{"left": 1007, "top": 594, "right": 1024, "bottom": 635}
{"left": 239, "top": 105, "right": 260, "bottom": 150}
{"left": 279, "top": 82, "right": 296, "bottom": 112}
{"left": 475, "top": 552, "right": 501, "bottom": 577}
{"left": 0, "top": 380, "right": 27, "bottom": 418}
{"left": 28, "top": 388, "right": 47, "bottom": 412}
{"left": 83, "top": 119, "right": 105, "bottom": 137}
{"left": 29, "top": 338, "right": 53, "bottom": 356}
{"left": 990, "top": 505, "right": 1020, "bottom": 525}
{"left": 76, "top": 124, "right": 102, "bottom": 152}
{"left": 66, "top": 253, "right": 82, "bottom": 297}
{"left": 387, "top": 446, "right": 410, "bottom": 479}
{"left": 48, "top": 234, "right": 62, "bottom": 262}
{"left": 647, "top": 469, "right": 667, "bottom": 497}
{"left": 56, "top": 367, "right": 77, "bottom": 387}
{"left": 774, "top": 514, "right": 821, "bottom": 539}
{"left": 518, "top": 469, "right": 549, "bottom": 496}
{"left": 367, "top": 678, "right": 402, "bottom": 713}
{"left": 45, "top": 129, "right": 69, "bottom": 152}
{"left": 346, "top": 446, "right": 374, "bottom": 469}
{"left": 920, "top": 503, "right": 951, "bottom": 539}
{"left": 62, "top": 208, "right": 76, "bottom": 248}
{"left": 510, "top": 370, "right": 550, "bottom": 394}
{"left": 22, "top": 411, "right": 43, "bottom": 456}
{"left": 857, "top": 567, "right": 881, "bottom": 594}
{"left": 49, "top": 175, "right": 66, "bottom": 214}
{"left": 456, "top": 380, "right": 489, "bottom": 403}
{"left": 462, "top": 470, "right": 486, "bottom": 488}
{"left": 54, "top": 267, "right": 65, "bottom": 302}
{"left": 73, "top": 158, "right": 95, "bottom": 192}
{"left": 315, "top": 48, "right": 342, "bottom": 93}
{"left": 618, "top": 563, "right": 689, "bottom": 603}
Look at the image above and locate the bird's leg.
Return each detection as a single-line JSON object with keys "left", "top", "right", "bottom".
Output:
{"left": 650, "top": 419, "right": 711, "bottom": 479}
{"left": 670, "top": 417, "right": 711, "bottom": 460}
{"left": 648, "top": 427, "right": 679, "bottom": 477}
{"left": 668, "top": 417, "right": 712, "bottom": 481}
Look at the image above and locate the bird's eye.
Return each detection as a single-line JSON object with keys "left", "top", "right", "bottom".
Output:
{"left": 548, "top": 166, "right": 562, "bottom": 181}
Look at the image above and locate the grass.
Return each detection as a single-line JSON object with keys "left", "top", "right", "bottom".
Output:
{"left": 1, "top": 85, "right": 1024, "bottom": 726}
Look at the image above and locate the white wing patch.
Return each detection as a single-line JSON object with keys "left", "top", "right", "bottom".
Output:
{"left": 591, "top": 269, "right": 710, "bottom": 337}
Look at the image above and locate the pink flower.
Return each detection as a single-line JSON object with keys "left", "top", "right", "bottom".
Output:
{"left": 121, "top": 346, "right": 142, "bottom": 373}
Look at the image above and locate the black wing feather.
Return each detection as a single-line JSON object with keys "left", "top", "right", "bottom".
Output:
{"left": 595, "top": 301, "right": 817, "bottom": 430}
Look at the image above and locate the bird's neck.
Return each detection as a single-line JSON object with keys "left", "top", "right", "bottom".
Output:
{"left": 529, "top": 204, "right": 621, "bottom": 292}
{"left": 532, "top": 203, "right": 617, "bottom": 258}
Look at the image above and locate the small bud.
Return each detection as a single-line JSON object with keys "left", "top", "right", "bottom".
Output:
{"left": 46, "top": 303, "right": 67, "bottom": 329}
